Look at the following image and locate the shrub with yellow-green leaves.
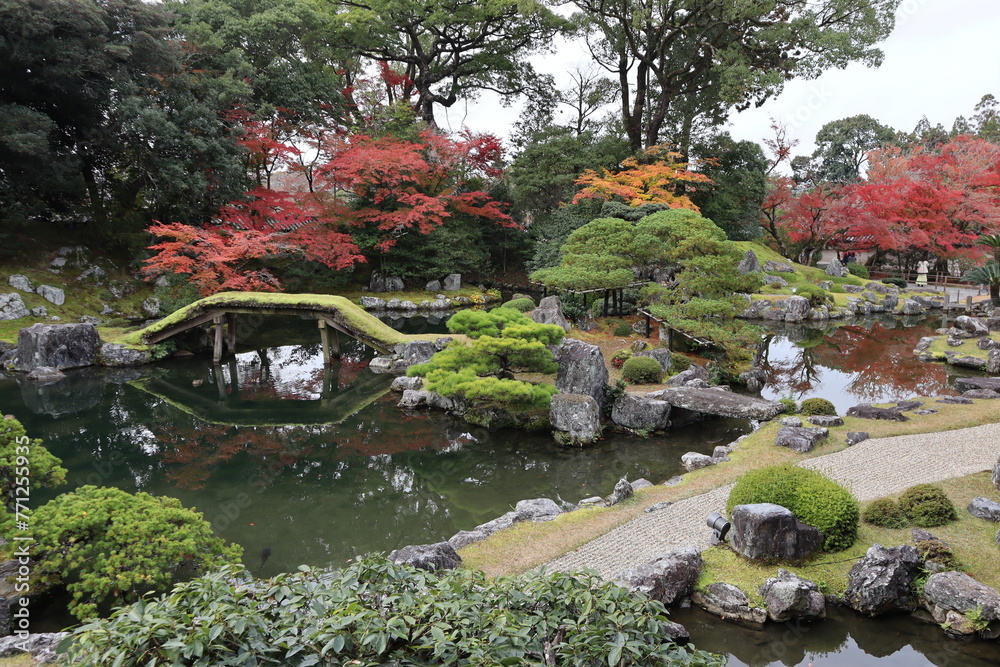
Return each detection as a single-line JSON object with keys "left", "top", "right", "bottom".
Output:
{"left": 27, "top": 485, "right": 242, "bottom": 620}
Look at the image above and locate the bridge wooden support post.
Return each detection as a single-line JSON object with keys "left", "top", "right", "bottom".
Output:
{"left": 214, "top": 363, "right": 226, "bottom": 401}
{"left": 318, "top": 319, "right": 340, "bottom": 365}
{"left": 213, "top": 316, "right": 224, "bottom": 364}
{"left": 226, "top": 314, "right": 237, "bottom": 354}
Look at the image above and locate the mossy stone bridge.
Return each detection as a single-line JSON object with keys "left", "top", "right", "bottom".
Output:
{"left": 127, "top": 292, "right": 418, "bottom": 363}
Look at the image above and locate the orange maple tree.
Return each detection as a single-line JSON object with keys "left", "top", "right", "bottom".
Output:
{"left": 572, "top": 145, "right": 712, "bottom": 209}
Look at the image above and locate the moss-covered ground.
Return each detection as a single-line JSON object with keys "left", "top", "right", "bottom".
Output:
{"left": 459, "top": 397, "right": 1000, "bottom": 584}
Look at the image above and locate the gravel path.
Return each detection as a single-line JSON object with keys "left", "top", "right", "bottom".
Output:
{"left": 545, "top": 422, "right": 1000, "bottom": 579}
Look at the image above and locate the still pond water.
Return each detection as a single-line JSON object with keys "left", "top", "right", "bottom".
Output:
{"left": 2, "top": 313, "right": 998, "bottom": 664}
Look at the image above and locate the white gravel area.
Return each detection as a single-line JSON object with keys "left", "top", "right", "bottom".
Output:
{"left": 545, "top": 422, "right": 1000, "bottom": 580}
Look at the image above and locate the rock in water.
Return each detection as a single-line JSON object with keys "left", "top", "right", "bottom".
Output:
{"left": 555, "top": 339, "right": 608, "bottom": 406}
{"left": 759, "top": 569, "right": 826, "bottom": 622}
{"left": 729, "top": 503, "right": 822, "bottom": 562}
{"left": 692, "top": 583, "right": 767, "bottom": 626}
{"left": 13, "top": 323, "right": 100, "bottom": 371}
{"left": 388, "top": 542, "right": 461, "bottom": 572}
{"left": 549, "top": 393, "right": 601, "bottom": 446}
{"left": 843, "top": 544, "right": 921, "bottom": 616}
{"left": 611, "top": 393, "right": 671, "bottom": 431}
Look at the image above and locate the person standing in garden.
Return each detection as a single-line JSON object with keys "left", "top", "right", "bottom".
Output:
{"left": 916, "top": 259, "right": 930, "bottom": 286}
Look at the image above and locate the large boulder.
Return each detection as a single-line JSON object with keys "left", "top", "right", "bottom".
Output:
{"left": 0, "top": 632, "right": 70, "bottom": 664}
{"left": 370, "top": 273, "right": 404, "bottom": 292}
{"left": 763, "top": 259, "right": 795, "bottom": 273}
{"left": 778, "top": 296, "right": 810, "bottom": 323}
{"left": 846, "top": 405, "right": 907, "bottom": 421}
{"left": 0, "top": 294, "right": 29, "bottom": 321}
{"left": 7, "top": 275, "right": 33, "bottom": 293}
{"left": 773, "top": 425, "right": 829, "bottom": 453}
{"left": 681, "top": 452, "right": 716, "bottom": 472}
{"left": 614, "top": 547, "right": 703, "bottom": 605}
{"left": 36, "top": 285, "right": 65, "bottom": 305}
{"left": 664, "top": 365, "right": 708, "bottom": 387}
{"left": 967, "top": 497, "right": 1000, "bottom": 522}
{"left": 98, "top": 343, "right": 152, "bottom": 367}
{"left": 555, "top": 339, "right": 608, "bottom": 406}
{"left": 923, "top": 571, "right": 1000, "bottom": 637}
{"left": 652, "top": 387, "right": 784, "bottom": 421}
{"left": 736, "top": 250, "right": 760, "bottom": 274}
{"left": 954, "top": 377, "right": 1000, "bottom": 393}
{"left": 843, "top": 544, "right": 921, "bottom": 616}
{"left": 759, "top": 569, "right": 826, "bottom": 622}
{"left": 954, "top": 315, "right": 990, "bottom": 336}
{"left": 388, "top": 542, "right": 461, "bottom": 572}
{"left": 12, "top": 323, "right": 100, "bottom": 371}
{"left": 605, "top": 477, "right": 633, "bottom": 506}
{"left": 513, "top": 498, "right": 562, "bottom": 522}
{"left": 729, "top": 503, "right": 823, "bottom": 562}
{"left": 692, "top": 583, "right": 767, "bottom": 626}
{"left": 531, "top": 295, "right": 571, "bottom": 331}
{"left": 824, "top": 257, "right": 848, "bottom": 277}
{"left": 550, "top": 393, "right": 601, "bottom": 446}
{"left": 443, "top": 273, "right": 461, "bottom": 291}
{"left": 611, "top": 393, "right": 671, "bottom": 431}
{"left": 391, "top": 340, "right": 437, "bottom": 372}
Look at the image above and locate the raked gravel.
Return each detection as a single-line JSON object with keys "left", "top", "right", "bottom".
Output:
{"left": 545, "top": 422, "right": 1000, "bottom": 580}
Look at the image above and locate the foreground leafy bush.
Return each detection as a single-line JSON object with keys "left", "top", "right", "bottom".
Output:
{"left": 799, "top": 397, "right": 837, "bottom": 416}
{"left": 502, "top": 297, "right": 535, "bottom": 312}
{"left": 613, "top": 321, "right": 634, "bottom": 336}
{"left": 862, "top": 498, "right": 908, "bottom": 529}
{"left": 611, "top": 349, "right": 633, "bottom": 368}
{"left": 621, "top": 356, "right": 663, "bottom": 384}
{"left": 29, "top": 486, "right": 242, "bottom": 620}
{"left": 65, "top": 557, "right": 724, "bottom": 667}
{"left": 727, "top": 464, "right": 859, "bottom": 552}
{"left": 670, "top": 353, "right": 691, "bottom": 371}
{"left": 898, "top": 484, "right": 958, "bottom": 527}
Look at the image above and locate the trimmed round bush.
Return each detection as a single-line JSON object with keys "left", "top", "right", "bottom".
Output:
{"left": 502, "top": 297, "right": 535, "bottom": 312}
{"left": 846, "top": 262, "right": 869, "bottom": 279}
{"left": 862, "top": 498, "right": 908, "bottom": 528}
{"left": 613, "top": 321, "right": 634, "bottom": 337}
{"left": 800, "top": 397, "right": 836, "bottom": 416}
{"left": 898, "top": 484, "right": 958, "bottom": 527}
{"left": 621, "top": 356, "right": 663, "bottom": 384}
{"left": 727, "top": 464, "right": 860, "bottom": 552}
{"left": 881, "top": 277, "right": 907, "bottom": 289}
{"left": 669, "top": 353, "right": 691, "bottom": 371}
{"left": 795, "top": 284, "right": 832, "bottom": 307}
{"left": 779, "top": 398, "right": 797, "bottom": 415}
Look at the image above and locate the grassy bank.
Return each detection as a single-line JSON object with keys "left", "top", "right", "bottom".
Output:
{"left": 458, "top": 397, "right": 1000, "bottom": 581}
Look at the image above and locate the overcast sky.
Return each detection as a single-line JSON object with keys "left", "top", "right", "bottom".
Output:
{"left": 441, "top": 0, "right": 1000, "bottom": 158}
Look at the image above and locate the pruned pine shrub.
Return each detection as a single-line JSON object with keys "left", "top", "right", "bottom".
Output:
{"left": 898, "top": 484, "right": 958, "bottom": 527}
{"left": 727, "top": 464, "right": 860, "bottom": 552}
{"left": 862, "top": 498, "right": 908, "bottom": 529}
{"left": 621, "top": 356, "right": 663, "bottom": 384}
{"left": 799, "top": 397, "right": 837, "bottom": 416}
{"left": 64, "top": 557, "right": 725, "bottom": 667}
{"left": 502, "top": 297, "right": 535, "bottom": 312}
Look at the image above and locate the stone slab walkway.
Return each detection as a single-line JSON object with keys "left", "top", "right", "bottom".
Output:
{"left": 545, "top": 423, "right": 1000, "bottom": 580}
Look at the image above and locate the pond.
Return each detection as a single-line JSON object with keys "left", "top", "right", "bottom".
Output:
{"left": 3, "top": 313, "right": 998, "bottom": 663}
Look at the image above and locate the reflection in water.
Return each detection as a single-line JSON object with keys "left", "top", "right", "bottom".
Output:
{"left": 673, "top": 604, "right": 1000, "bottom": 666}
{"left": 759, "top": 316, "right": 980, "bottom": 413}
{"left": 5, "top": 315, "right": 999, "bottom": 663}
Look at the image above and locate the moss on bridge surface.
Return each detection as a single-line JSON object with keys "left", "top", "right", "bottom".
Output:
{"left": 119, "top": 292, "right": 426, "bottom": 349}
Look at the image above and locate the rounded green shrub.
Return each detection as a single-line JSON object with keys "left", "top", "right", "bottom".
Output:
{"left": 727, "top": 464, "right": 860, "bottom": 552}
{"left": 779, "top": 397, "right": 798, "bottom": 415}
{"left": 795, "top": 284, "right": 833, "bottom": 307}
{"left": 502, "top": 297, "right": 535, "bottom": 312}
{"left": 669, "top": 353, "right": 691, "bottom": 371}
{"left": 846, "top": 262, "right": 869, "bottom": 279}
{"left": 621, "top": 356, "right": 663, "bottom": 384}
{"left": 898, "top": 484, "right": 958, "bottom": 527}
{"left": 613, "top": 321, "right": 634, "bottom": 337}
{"left": 799, "top": 397, "right": 837, "bottom": 416}
{"left": 862, "top": 498, "right": 908, "bottom": 528}
{"left": 881, "top": 277, "right": 907, "bottom": 289}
